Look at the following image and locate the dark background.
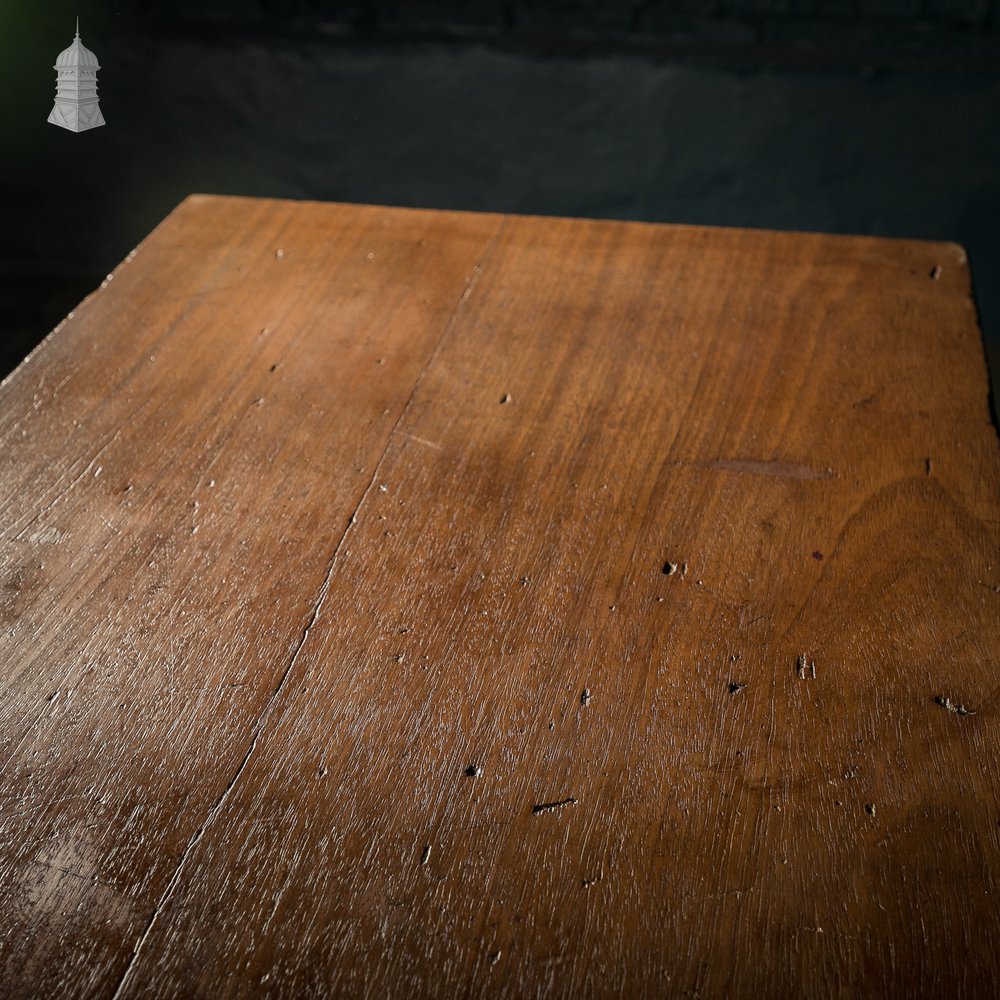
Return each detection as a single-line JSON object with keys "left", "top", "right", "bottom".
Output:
{"left": 2, "top": 1, "right": 998, "bottom": 409}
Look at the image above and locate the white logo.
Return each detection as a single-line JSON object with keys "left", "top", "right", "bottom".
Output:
{"left": 48, "top": 17, "right": 105, "bottom": 132}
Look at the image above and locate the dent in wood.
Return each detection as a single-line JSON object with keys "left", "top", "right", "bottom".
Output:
{"left": 532, "top": 797, "right": 578, "bottom": 815}
{"left": 934, "top": 695, "right": 975, "bottom": 716}
{"left": 796, "top": 654, "right": 817, "bottom": 679}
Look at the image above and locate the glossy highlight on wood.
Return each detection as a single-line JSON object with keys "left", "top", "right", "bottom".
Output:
{"left": 0, "top": 195, "right": 997, "bottom": 998}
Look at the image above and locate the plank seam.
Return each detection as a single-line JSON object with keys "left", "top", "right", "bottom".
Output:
{"left": 107, "top": 213, "right": 509, "bottom": 999}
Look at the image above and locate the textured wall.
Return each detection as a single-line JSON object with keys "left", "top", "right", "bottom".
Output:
{"left": 137, "top": 0, "right": 1000, "bottom": 67}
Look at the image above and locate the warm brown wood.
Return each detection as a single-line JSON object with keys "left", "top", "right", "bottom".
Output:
{"left": 1, "top": 195, "right": 997, "bottom": 999}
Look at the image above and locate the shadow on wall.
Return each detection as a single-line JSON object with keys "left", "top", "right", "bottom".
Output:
{"left": 1, "top": 2, "right": 998, "bottom": 409}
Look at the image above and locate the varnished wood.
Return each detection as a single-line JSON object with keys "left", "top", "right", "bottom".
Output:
{"left": 1, "top": 195, "right": 997, "bottom": 999}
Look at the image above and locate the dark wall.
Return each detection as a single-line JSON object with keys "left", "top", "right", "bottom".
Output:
{"left": 146, "top": 0, "right": 1000, "bottom": 67}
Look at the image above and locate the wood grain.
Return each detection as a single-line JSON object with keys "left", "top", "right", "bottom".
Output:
{"left": 0, "top": 195, "right": 997, "bottom": 999}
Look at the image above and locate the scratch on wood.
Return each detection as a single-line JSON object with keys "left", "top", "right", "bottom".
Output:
{"left": 29, "top": 859, "right": 92, "bottom": 882}
{"left": 108, "top": 384, "right": 400, "bottom": 996}
{"left": 397, "top": 431, "right": 443, "bottom": 452}
{"left": 532, "top": 797, "right": 577, "bottom": 815}
{"left": 109, "top": 732, "right": 263, "bottom": 1000}
{"left": 384, "top": 219, "right": 507, "bottom": 460}
{"left": 796, "top": 654, "right": 816, "bottom": 679}
{"left": 9, "top": 399, "right": 153, "bottom": 541}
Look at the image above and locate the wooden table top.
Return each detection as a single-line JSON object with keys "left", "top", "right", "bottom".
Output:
{"left": 1, "top": 195, "right": 998, "bottom": 999}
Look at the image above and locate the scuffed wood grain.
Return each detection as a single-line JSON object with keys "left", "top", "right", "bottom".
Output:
{"left": 0, "top": 197, "right": 997, "bottom": 999}
{"left": 0, "top": 195, "right": 503, "bottom": 997}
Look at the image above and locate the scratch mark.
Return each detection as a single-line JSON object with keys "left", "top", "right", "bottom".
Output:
{"left": 110, "top": 731, "right": 263, "bottom": 1000}
{"left": 387, "top": 222, "right": 506, "bottom": 455}
{"left": 29, "top": 859, "right": 90, "bottom": 881}
{"left": 397, "top": 431, "right": 443, "bottom": 452}
{"left": 260, "top": 890, "right": 286, "bottom": 936}
{"left": 532, "top": 797, "right": 577, "bottom": 815}
{"left": 1, "top": 686, "right": 69, "bottom": 772}
{"left": 8, "top": 399, "right": 152, "bottom": 542}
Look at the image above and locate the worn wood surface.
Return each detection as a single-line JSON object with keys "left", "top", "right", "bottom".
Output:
{"left": 0, "top": 194, "right": 998, "bottom": 999}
